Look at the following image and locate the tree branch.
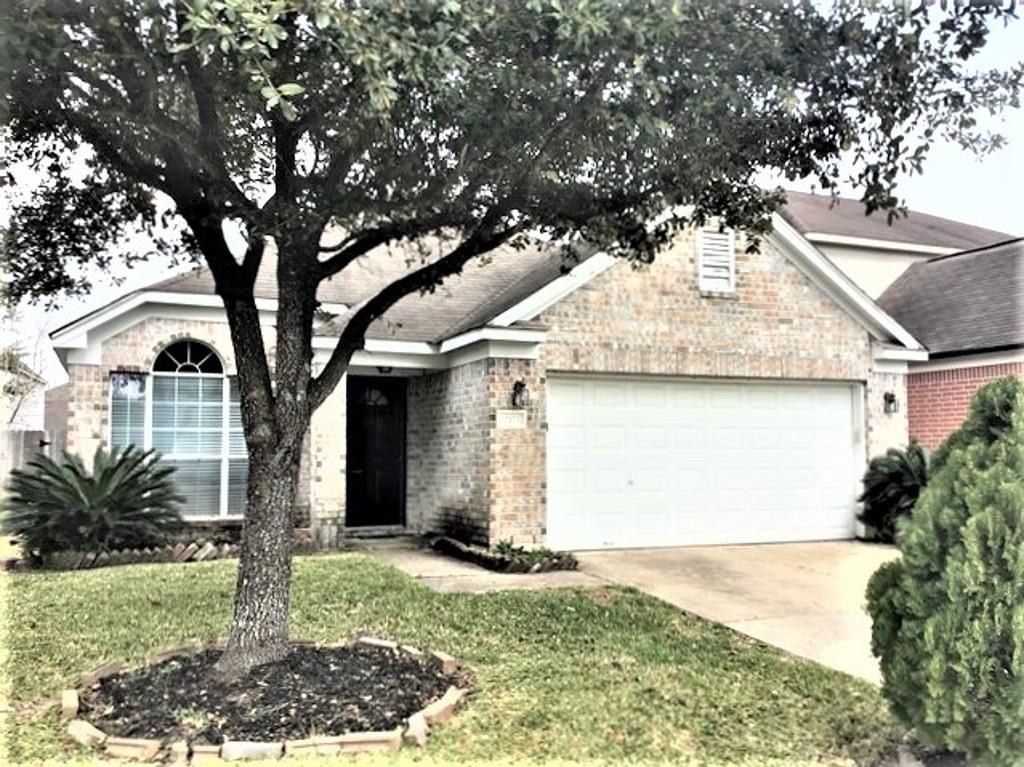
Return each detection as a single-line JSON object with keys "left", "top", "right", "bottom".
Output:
{"left": 316, "top": 211, "right": 467, "bottom": 279}
{"left": 308, "top": 217, "right": 524, "bottom": 410}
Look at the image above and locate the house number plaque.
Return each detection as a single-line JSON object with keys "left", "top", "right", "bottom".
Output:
{"left": 496, "top": 409, "right": 528, "bottom": 430}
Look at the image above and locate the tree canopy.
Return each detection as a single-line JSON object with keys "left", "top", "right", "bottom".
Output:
{"left": 2, "top": 0, "right": 1020, "bottom": 674}
{"left": 4, "top": 1, "right": 1020, "bottom": 308}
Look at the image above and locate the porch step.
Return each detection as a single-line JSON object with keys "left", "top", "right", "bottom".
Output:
{"left": 345, "top": 533, "right": 426, "bottom": 550}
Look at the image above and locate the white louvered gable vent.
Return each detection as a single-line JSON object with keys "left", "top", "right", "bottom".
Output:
{"left": 697, "top": 227, "right": 736, "bottom": 293}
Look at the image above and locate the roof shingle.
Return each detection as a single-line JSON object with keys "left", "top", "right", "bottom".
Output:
{"left": 877, "top": 239, "right": 1024, "bottom": 356}
{"left": 779, "top": 190, "right": 1013, "bottom": 251}
{"left": 152, "top": 239, "right": 585, "bottom": 344}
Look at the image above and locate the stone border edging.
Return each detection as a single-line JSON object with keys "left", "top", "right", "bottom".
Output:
{"left": 41, "top": 540, "right": 241, "bottom": 571}
{"left": 63, "top": 636, "right": 470, "bottom": 763}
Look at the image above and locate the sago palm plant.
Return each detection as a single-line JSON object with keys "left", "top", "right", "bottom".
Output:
{"left": 857, "top": 441, "right": 929, "bottom": 543}
{"left": 1, "top": 446, "right": 185, "bottom": 562}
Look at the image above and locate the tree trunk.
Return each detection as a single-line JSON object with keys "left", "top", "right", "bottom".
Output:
{"left": 214, "top": 435, "right": 302, "bottom": 676}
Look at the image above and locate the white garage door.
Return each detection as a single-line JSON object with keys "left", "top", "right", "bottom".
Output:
{"left": 546, "top": 376, "right": 862, "bottom": 550}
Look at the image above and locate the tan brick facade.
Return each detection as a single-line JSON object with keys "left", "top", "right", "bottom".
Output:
{"left": 539, "top": 229, "right": 870, "bottom": 380}
{"left": 56, "top": 227, "right": 908, "bottom": 548}
{"left": 866, "top": 368, "right": 909, "bottom": 458}
{"left": 406, "top": 361, "right": 491, "bottom": 541}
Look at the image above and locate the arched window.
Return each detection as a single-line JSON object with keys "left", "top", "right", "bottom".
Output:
{"left": 153, "top": 340, "right": 224, "bottom": 374}
{"left": 109, "top": 340, "right": 247, "bottom": 518}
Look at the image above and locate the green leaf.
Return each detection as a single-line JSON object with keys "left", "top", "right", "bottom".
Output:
{"left": 276, "top": 83, "right": 305, "bottom": 97}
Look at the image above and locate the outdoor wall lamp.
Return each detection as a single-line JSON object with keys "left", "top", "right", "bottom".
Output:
{"left": 883, "top": 391, "right": 899, "bottom": 415}
{"left": 511, "top": 379, "right": 530, "bottom": 409}
{"left": 376, "top": 366, "right": 393, "bottom": 375}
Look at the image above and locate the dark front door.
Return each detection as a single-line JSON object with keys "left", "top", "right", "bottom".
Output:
{"left": 346, "top": 376, "right": 407, "bottom": 527}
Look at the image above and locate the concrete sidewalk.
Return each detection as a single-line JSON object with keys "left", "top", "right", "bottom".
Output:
{"left": 363, "top": 539, "right": 604, "bottom": 593}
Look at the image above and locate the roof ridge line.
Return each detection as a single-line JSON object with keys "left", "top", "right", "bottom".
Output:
{"left": 924, "top": 236, "right": 1024, "bottom": 263}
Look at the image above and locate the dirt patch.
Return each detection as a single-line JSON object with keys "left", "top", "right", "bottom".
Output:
{"left": 80, "top": 644, "right": 455, "bottom": 745}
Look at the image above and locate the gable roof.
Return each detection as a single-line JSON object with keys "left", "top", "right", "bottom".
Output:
{"left": 51, "top": 219, "right": 923, "bottom": 354}
{"left": 57, "top": 239, "right": 595, "bottom": 345}
{"left": 877, "top": 238, "right": 1024, "bottom": 357}
{"left": 779, "top": 190, "right": 1013, "bottom": 252}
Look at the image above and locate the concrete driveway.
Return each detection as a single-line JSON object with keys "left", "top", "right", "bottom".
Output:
{"left": 577, "top": 541, "right": 899, "bottom": 684}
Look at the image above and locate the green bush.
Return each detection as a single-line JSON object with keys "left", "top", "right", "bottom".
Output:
{"left": 1, "top": 446, "right": 185, "bottom": 562}
{"left": 930, "top": 374, "right": 1022, "bottom": 473}
{"left": 866, "top": 376, "right": 1024, "bottom": 765}
{"left": 857, "top": 441, "right": 929, "bottom": 543}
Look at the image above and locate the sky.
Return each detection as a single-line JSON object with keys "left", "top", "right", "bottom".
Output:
{"left": 8, "top": 16, "right": 1024, "bottom": 388}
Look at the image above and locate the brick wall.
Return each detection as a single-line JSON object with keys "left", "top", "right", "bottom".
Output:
{"left": 486, "top": 358, "right": 546, "bottom": 545}
{"left": 866, "top": 368, "right": 909, "bottom": 458}
{"left": 539, "top": 228, "right": 872, "bottom": 382}
{"left": 908, "top": 362, "right": 1024, "bottom": 450}
{"left": 406, "top": 361, "right": 491, "bottom": 541}
{"left": 308, "top": 376, "right": 344, "bottom": 545}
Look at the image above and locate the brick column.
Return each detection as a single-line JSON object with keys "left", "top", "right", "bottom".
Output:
{"left": 308, "top": 374, "right": 346, "bottom": 548}
{"left": 866, "top": 368, "right": 909, "bottom": 458}
{"left": 486, "top": 358, "right": 547, "bottom": 546}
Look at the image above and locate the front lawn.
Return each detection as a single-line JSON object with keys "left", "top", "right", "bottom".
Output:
{"left": 4, "top": 553, "right": 902, "bottom": 766}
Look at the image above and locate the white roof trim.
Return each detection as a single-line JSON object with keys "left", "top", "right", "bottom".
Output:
{"left": 438, "top": 326, "right": 547, "bottom": 353}
{"left": 803, "top": 232, "right": 957, "bottom": 256}
{"left": 50, "top": 290, "right": 348, "bottom": 347}
{"left": 909, "top": 348, "right": 1024, "bottom": 373}
{"left": 310, "top": 337, "right": 437, "bottom": 355}
{"left": 489, "top": 251, "right": 618, "bottom": 327}
{"left": 769, "top": 213, "right": 925, "bottom": 351}
{"left": 873, "top": 345, "right": 929, "bottom": 362}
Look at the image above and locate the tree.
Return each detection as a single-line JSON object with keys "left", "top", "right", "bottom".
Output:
{"left": 1, "top": 0, "right": 1020, "bottom": 675}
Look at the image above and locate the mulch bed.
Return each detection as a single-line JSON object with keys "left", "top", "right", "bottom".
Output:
{"left": 80, "top": 644, "right": 455, "bottom": 745}
{"left": 430, "top": 535, "right": 579, "bottom": 573}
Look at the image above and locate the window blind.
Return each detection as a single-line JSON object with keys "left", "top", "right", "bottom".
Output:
{"left": 110, "top": 373, "right": 146, "bottom": 450}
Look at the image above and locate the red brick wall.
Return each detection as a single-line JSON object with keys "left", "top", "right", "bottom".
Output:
{"left": 908, "top": 362, "right": 1024, "bottom": 450}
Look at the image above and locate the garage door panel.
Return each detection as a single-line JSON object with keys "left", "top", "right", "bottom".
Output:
{"left": 547, "top": 376, "right": 859, "bottom": 550}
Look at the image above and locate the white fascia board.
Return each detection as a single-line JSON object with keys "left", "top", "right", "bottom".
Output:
{"left": 311, "top": 330, "right": 545, "bottom": 370}
{"left": 872, "top": 359, "right": 909, "bottom": 375}
{"left": 365, "top": 338, "right": 436, "bottom": 355}
{"left": 488, "top": 252, "right": 618, "bottom": 327}
{"left": 873, "top": 345, "right": 929, "bottom": 362}
{"left": 51, "top": 292, "right": 150, "bottom": 347}
{"left": 310, "top": 336, "right": 437, "bottom": 355}
{"left": 803, "top": 232, "right": 957, "bottom": 256}
{"left": 51, "top": 290, "right": 348, "bottom": 347}
{"left": 909, "top": 348, "right": 1024, "bottom": 373}
{"left": 769, "top": 213, "right": 925, "bottom": 351}
{"left": 311, "top": 347, "right": 447, "bottom": 371}
{"left": 438, "top": 326, "right": 547, "bottom": 353}
{"left": 60, "top": 303, "right": 278, "bottom": 365}
{"left": 446, "top": 339, "right": 541, "bottom": 367}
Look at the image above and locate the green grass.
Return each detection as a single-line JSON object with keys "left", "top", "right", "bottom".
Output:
{"left": 3, "top": 553, "right": 902, "bottom": 766}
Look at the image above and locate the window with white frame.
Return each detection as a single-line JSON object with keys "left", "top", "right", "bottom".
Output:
{"left": 109, "top": 340, "right": 247, "bottom": 518}
{"left": 697, "top": 227, "right": 737, "bottom": 293}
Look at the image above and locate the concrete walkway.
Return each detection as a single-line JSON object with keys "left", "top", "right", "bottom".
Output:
{"left": 364, "top": 540, "right": 604, "bottom": 593}
{"left": 578, "top": 541, "right": 899, "bottom": 683}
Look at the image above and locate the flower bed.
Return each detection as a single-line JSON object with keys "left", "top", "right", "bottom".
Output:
{"left": 62, "top": 638, "right": 470, "bottom": 762}
{"left": 430, "top": 535, "right": 578, "bottom": 573}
